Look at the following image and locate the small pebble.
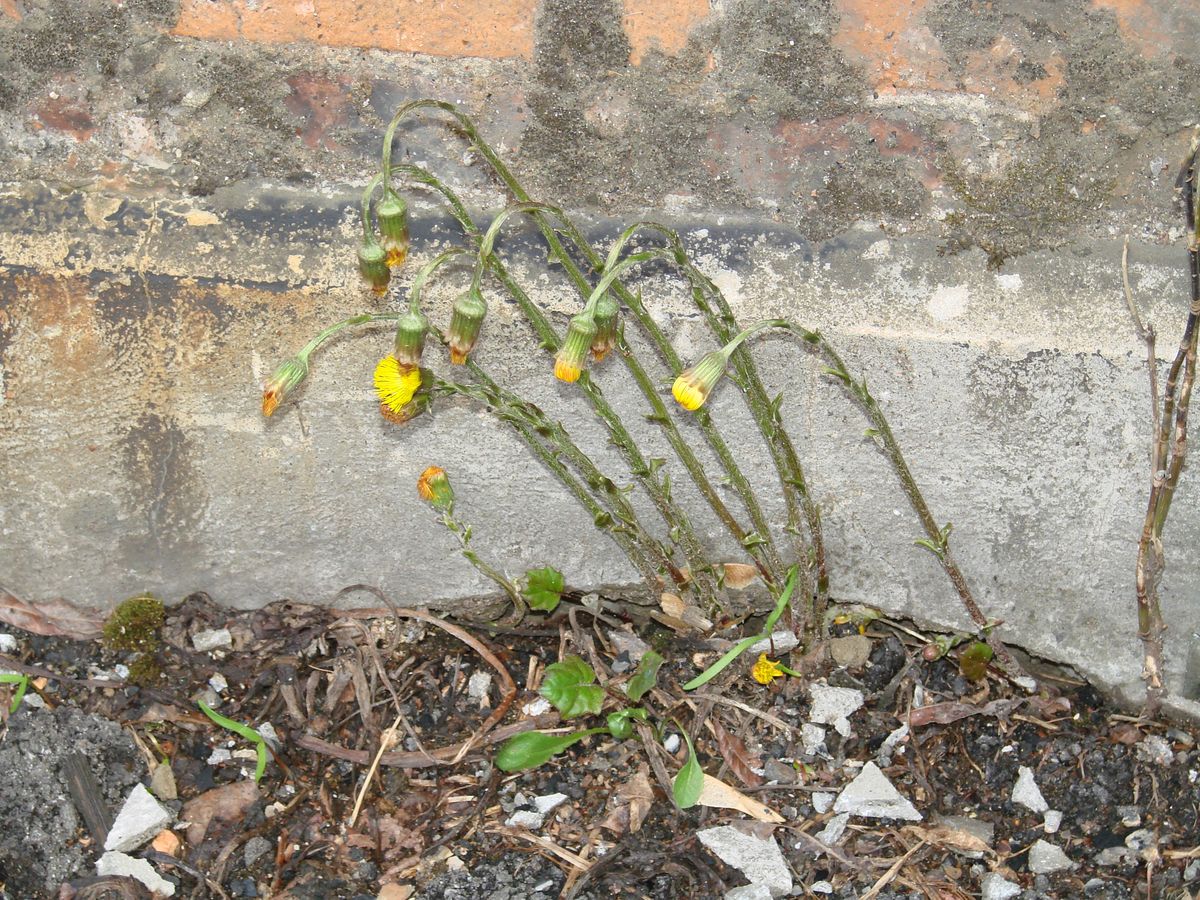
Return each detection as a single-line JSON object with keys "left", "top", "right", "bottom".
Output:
{"left": 1028, "top": 839, "right": 1075, "bottom": 874}
{"left": 1012, "top": 766, "right": 1048, "bottom": 814}
{"left": 1136, "top": 734, "right": 1174, "bottom": 766}
{"left": 208, "top": 673, "right": 228, "bottom": 693}
{"left": 1043, "top": 810, "right": 1063, "bottom": 834}
{"left": 506, "top": 810, "right": 544, "bottom": 829}
{"left": 1124, "top": 828, "right": 1156, "bottom": 851}
{"left": 244, "top": 836, "right": 272, "bottom": 867}
{"left": 811, "top": 792, "right": 835, "bottom": 814}
{"left": 1117, "top": 805, "right": 1141, "bottom": 827}
{"left": 467, "top": 672, "right": 493, "bottom": 707}
{"left": 980, "top": 872, "right": 1021, "bottom": 900}
{"left": 663, "top": 734, "right": 680, "bottom": 754}
{"left": 207, "top": 748, "right": 232, "bottom": 765}
{"left": 192, "top": 628, "right": 233, "bottom": 652}
{"left": 0, "top": 633, "right": 17, "bottom": 654}
{"left": 810, "top": 881, "right": 833, "bottom": 895}
{"left": 533, "top": 793, "right": 569, "bottom": 815}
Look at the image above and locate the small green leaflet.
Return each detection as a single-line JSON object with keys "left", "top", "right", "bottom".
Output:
{"left": 624, "top": 650, "right": 664, "bottom": 702}
{"left": 605, "top": 707, "right": 648, "bottom": 740}
{"left": 522, "top": 566, "right": 565, "bottom": 613}
{"left": 539, "top": 656, "right": 605, "bottom": 719}
{"left": 495, "top": 728, "right": 606, "bottom": 772}
{"left": 198, "top": 700, "right": 269, "bottom": 783}
{"left": 672, "top": 729, "right": 704, "bottom": 809}
{"left": 0, "top": 673, "right": 29, "bottom": 714}
{"left": 958, "top": 641, "right": 994, "bottom": 682}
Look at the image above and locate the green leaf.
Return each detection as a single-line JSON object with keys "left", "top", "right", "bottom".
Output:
{"left": 741, "top": 532, "right": 767, "bottom": 549}
{"left": 522, "top": 566, "right": 565, "bottom": 613}
{"left": 495, "top": 728, "right": 607, "bottom": 772}
{"left": 625, "top": 651, "right": 664, "bottom": 702}
{"left": 914, "top": 538, "right": 945, "bottom": 560}
{"left": 199, "top": 700, "right": 269, "bottom": 783}
{"left": 0, "top": 673, "right": 30, "bottom": 714}
{"left": 958, "top": 641, "right": 994, "bottom": 682}
{"left": 539, "top": 656, "right": 604, "bottom": 719}
{"left": 672, "top": 730, "right": 704, "bottom": 809}
{"left": 822, "top": 367, "right": 851, "bottom": 383}
{"left": 593, "top": 510, "right": 614, "bottom": 529}
{"left": 605, "top": 707, "right": 648, "bottom": 740}
{"left": 762, "top": 565, "right": 798, "bottom": 634}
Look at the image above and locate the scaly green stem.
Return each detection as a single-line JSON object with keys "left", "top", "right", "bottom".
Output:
{"left": 359, "top": 174, "right": 384, "bottom": 241}
{"left": 300, "top": 312, "right": 403, "bottom": 360}
{"left": 388, "top": 163, "right": 716, "bottom": 600}
{"left": 437, "top": 507, "right": 527, "bottom": 623}
{"left": 409, "top": 248, "right": 468, "bottom": 313}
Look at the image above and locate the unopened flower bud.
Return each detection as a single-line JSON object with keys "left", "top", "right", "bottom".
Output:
{"left": 392, "top": 310, "right": 429, "bottom": 367}
{"left": 357, "top": 238, "right": 390, "bottom": 295}
{"left": 377, "top": 191, "right": 410, "bottom": 268}
{"left": 554, "top": 313, "right": 597, "bottom": 383}
{"left": 417, "top": 466, "right": 455, "bottom": 511}
{"left": 448, "top": 287, "right": 488, "bottom": 364}
{"left": 590, "top": 293, "right": 619, "bottom": 362}
{"left": 672, "top": 349, "right": 728, "bottom": 411}
{"left": 261, "top": 356, "right": 309, "bottom": 417}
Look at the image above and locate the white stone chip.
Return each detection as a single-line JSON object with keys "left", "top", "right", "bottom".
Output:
{"left": 980, "top": 872, "right": 1021, "bottom": 900}
{"left": 1043, "top": 809, "right": 1063, "bottom": 834}
{"left": 811, "top": 792, "right": 835, "bottom": 814}
{"left": 697, "top": 826, "right": 792, "bottom": 898}
{"left": 0, "top": 634, "right": 17, "bottom": 653}
{"left": 105, "top": 784, "right": 174, "bottom": 853}
{"left": 97, "top": 852, "right": 176, "bottom": 896}
{"left": 807, "top": 683, "right": 864, "bottom": 737}
{"left": 607, "top": 629, "right": 652, "bottom": 662}
{"left": 192, "top": 628, "right": 232, "bottom": 652}
{"left": 207, "top": 748, "right": 232, "bottom": 765}
{"left": 1012, "top": 766, "right": 1048, "bottom": 814}
{"left": 208, "top": 673, "right": 228, "bottom": 693}
{"left": 723, "top": 885, "right": 773, "bottom": 900}
{"left": 521, "top": 697, "right": 551, "bottom": 717}
{"left": 800, "top": 723, "right": 826, "bottom": 755}
{"left": 833, "top": 762, "right": 922, "bottom": 821}
{"left": 746, "top": 631, "right": 799, "bottom": 656}
{"left": 810, "top": 882, "right": 833, "bottom": 895}
{"left": 533, "top": 793, "right": 569, "bottom": 815}
{"left": 467, "top": 672, "right": 493, "bottom": 707}
{"left": 816, "top": 813, "right": 849, "bottom": 845}
{"left": 1028, "top": 839, "right": 1076, "bottom": 874}
{"left": 506, "top": 810, "right": 545, "bottom": 830}
{"left": 256, "top": 721, "right": 280, "bottom": 749}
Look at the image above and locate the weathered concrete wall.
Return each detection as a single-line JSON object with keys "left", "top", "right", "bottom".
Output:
{"left": 3, "top": 0, "right": 1200, "bottom": 708}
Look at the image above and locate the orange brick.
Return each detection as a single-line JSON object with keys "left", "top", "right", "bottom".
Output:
{"left": 622, "top": 0, "right": 709, "bottom": 65}
{"left": 173, "top": 0, "right": 537, "bottom": 59}
{"left": 1, "top": 0, "right": 23, "bottom": 20}
{"left": 833, "top": 0, "right": 953, "bottom": 92}
{"left": 1091, "top": 0, "right": 1200, "bottom": 59}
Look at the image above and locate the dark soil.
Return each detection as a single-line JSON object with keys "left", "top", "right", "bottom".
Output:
{"left": 0, "top": 593, "right": 1197, "bottom": 900}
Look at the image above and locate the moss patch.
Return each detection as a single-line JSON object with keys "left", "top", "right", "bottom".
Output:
{"left": 102, "top": 593, "right": 165, "bottom": 654}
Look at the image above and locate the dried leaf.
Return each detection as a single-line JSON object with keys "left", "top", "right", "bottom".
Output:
{"left": 0, "top": 589, "right": 105, "bottom": 639}
{"left": 660, "top": 593, "right": 712, "bottom": 632}
{"left": 722, "top": 563, "right": 759, "bottom": 590}
{"left": 711, "top": 720, "right": 764, "bottom": 788}
{"left": 696, "top": 774, "right": 783, "bottom": 823}
{"left": 181, "top": 781, "right": 260, "bottom": 846}
{"left": 908, "top": 698, "right": 1023, "bottom": 728}
{"left": 904, "top": 824, "right": 993, "bottom": 856}
{"left": 600, "top": 763, "right": 655, "bottom": 836}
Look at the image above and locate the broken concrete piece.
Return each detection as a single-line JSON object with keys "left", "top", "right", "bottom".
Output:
{"left": 833, "top": 762, "right": 922, "bottom": 821}
{"left": 980, "top": 872, "right": 1021, "bottom": 900}
{"left": 933, "top": 815, "right": 994, "bottom": 857}
{"left": 192, "top": 628, "right": 232, "bottom": 652}
{"left": 467, "top": 671, "right": 492, "bottom": 707}
{"left": 811, "top": 792, "right": 835, "bottom": 814}
{"left": 1136, "top": 734, "right": 1174, "bottom": 766}
{"left": 807, "top": 683, "right": 864, "bottom": 737}
{"left": 607, "top": 629, "right": 652, "bottom": 663}
{"left": 1028, "top": 839, "right": 1075, "bottom": 874}
{"left": 1012, "top": 766, "right": 1048, "bottom": 814}
{"left": 149, "top": 762, "right": 177, "bottom": 801}
{"left": 697, "top": 826, "right": 793, "bottom": 898}
{"left": 0, "top": 634, "right": 17, "bottom": 654}
{"left": 97, "top": 851, "right": 176, "bottom": 896}
{"left": 105, "top": 783, "right": 174, "bottom": 852}
{"left": 800, "top": 723, "right": 826, "bottom": 755}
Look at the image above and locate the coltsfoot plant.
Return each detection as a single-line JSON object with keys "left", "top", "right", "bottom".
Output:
{"left": 259, "top": 98, "right": 1022, "bottom": 682}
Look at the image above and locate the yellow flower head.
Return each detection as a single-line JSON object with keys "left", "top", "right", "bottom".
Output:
{"left": 261, "top": 356, "right": 309, "bottom": 417}
{"left": 554, "top": 312, "right": 597, "bottom": 384}
{"left": 374, "top": 355, "right": 422, "bottom": 422}
{"left": 672, "top": 349, "right": 729, "bottom": 412}
{"left": 751, "top": 653, "right": 785, "bottom": 685}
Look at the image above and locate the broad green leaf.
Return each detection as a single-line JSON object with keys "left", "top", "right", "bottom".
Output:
{"left": 199, "top": 700, "right": 268, "bottom": 783}
{"left": 672, "top": 730, "right": 704, "bottom": 809}
{"left": 625, "top": 650, "right": 664, "bottom": 702}
{"left": 539, "top": 656, "right": 604, "bottom": 719}
{"left": 605, "top": 707, "right": 648, "bottom": 740}
{"left": 522, "top": 566, "right": 565, "bottom": 613}
{"left": 958, "top": 641, "right": 994, "bottom": 682}
{"left": 495, "top": 728, "right": 606, "bottom": 772}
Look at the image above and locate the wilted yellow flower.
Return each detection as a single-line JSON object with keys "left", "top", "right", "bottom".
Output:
{"left": 261, "top": 356, "right": 309, "bottom": 417}
{"left": 357, "top": 238, "right": 391, "bottom": 296}
{"left": 374, "top": 355, "right": 422, "bottom": 421}
{"left": 554, "top": 312, "right": 597, "bottom": 383}
{"left": 417, "top": 466, "right": 455, "bottom": 510}
{"left": 590, "top": 293, "right": 619, "bottom": 362}
{"left": 751, "top": 653, "right": 784, "bottom": 685}
{"left": 448, "top": 287, "right": 488, "bottom": 365}
{"left": 672, "top": 350, "right": 729, "bottom": 412}
{"left": 376, "top": 191, "right": 410, "bottom": 268}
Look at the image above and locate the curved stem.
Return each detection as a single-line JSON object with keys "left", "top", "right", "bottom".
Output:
{"left": 300, "top": 312, "right": 404, "bottom": 360}
{"left": 360, "top": 173, "right": 384, "bottom": 241}
{"left": 410, "top": 248, "right": 468, "bottom": 312}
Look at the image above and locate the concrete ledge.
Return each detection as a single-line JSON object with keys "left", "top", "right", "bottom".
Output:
{"left": 3, "top": 180, "right": 1199, "bottom": 707}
